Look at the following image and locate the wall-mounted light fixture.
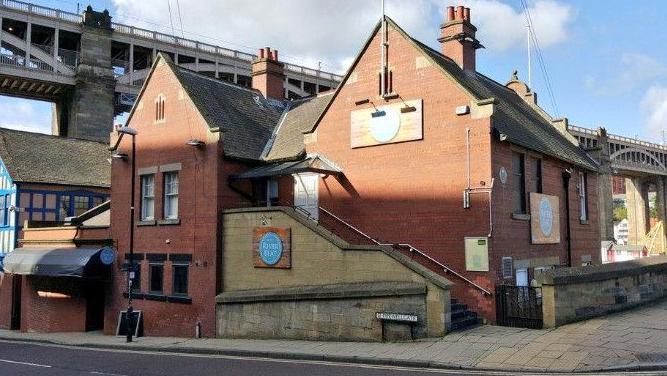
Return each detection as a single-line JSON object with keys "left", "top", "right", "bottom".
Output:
{"left": 112, "top": 153, "right": 128, "bottom": 161}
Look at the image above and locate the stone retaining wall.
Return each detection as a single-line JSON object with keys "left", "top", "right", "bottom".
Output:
{"left": 538, "top": 255, "right": 667, "bottom": 327}
{"left": 217, "top": 207, "right": 453, "bottom": 341}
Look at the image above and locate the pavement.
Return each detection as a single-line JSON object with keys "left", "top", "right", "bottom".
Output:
{"left": 1, "top": 300, "right": 667, "bottom": 374}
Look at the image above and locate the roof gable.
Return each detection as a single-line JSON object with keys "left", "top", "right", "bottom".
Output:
{"left": 307, "top": 17, "right": 597, "bottom": 171}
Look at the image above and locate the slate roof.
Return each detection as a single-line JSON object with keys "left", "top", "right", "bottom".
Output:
{"left": 164, "top": 58, "right": 331, "bottom": 162}
{"left": 409, "top": 35, "right": 598, "bottom": 171}
{"left": 169, "top": 62, "right": 284, "bottom": 161}
{"left": 0, "top": 128, "right": 111, "bottom": 187}
{"left": 263, "top": 92, "right": 335, "bottom": 162}
{"left": 231, "top": 155, "right": 342, "bottom": 179}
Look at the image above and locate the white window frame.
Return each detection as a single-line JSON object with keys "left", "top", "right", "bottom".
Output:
{"left": 141, "top": 174, "right": 155, "bottom": 221}
{"left": 579, "top": 172, "right": 588, "bottom": 221}
{"left": 163, "top": 172, "right": 179, "bottom": 219}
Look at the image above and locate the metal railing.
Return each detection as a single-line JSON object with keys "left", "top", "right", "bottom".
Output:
{"left": 1, "top": 0, "right": 344, "bottom": 84}
{"left": 317, "top": 206, "right": 493, "bottom": 296}
{"left": 569, "top": 124, "right": 667, "bottom": 152}
{"left": 0, "top": 0, "right": 82, "bottom": 23}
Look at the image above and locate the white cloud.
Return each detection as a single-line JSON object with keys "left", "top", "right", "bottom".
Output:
{"left": 588, "top": 52, "right": 667, "bottom": 95}
{"left": 0, "top": 98, "right": 52, "bottom": 134}
{"left": 641, "top": 85, "right": 667, "bottom": 139}
{"left": 112, "top": 0, "right": 573, "bottom": 73}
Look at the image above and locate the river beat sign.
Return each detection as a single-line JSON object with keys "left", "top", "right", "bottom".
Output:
{"left": 253, "top": 227, "right": 291, "bottom": 268}
{"left": 530, "top": 193, "right": 560, "bottom": 244}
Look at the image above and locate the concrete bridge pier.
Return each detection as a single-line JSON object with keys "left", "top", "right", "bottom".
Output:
{"left": 53, "top": 7, "right": 115, "bottom": 142}
{"left": 626, "top": 175, "right": 667, "bottom": 251}
{"left": 596, "top": 128, "right": 615, "bottom": 241}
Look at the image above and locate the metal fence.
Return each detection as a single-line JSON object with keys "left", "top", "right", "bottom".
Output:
{"left": 495, "top": 285, "right": 543, "bottom": 329}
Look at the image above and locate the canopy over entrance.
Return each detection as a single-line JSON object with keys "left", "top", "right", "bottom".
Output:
{"left": 231, "top": 155, "right": 342, "bottom": 180}
{"left": 2, "top": 246, "right": 115, "bottom": 279}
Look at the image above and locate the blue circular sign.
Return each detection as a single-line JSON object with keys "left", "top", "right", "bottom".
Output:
{"left": 99, "top": 247, "right": 116, "bottom": 265}
{"left": 258, "top": 232, "right": 283, "bottom": 265}
{"left": 539, "top": 197, "right": 553, "bottom": 237}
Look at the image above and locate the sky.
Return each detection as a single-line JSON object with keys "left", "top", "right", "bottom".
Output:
{"left": 1, "top": 0, "right": 666, "bottom": 143}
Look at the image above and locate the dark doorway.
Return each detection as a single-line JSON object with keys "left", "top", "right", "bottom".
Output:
{"left": 85, "top": 281, "right": 105, "bottom": 331}
{"left": 10, "top": 275, "right": 21, "bottom": 330}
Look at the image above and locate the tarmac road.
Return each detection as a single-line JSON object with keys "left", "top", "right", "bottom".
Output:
{"left": 1, "top": 340, "right": 666, "bottom": 376}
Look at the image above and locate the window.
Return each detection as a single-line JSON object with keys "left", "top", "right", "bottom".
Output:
{"left": 59, "top": 195, "right": 71, "bottom": 219}
{"left": 267, "top": 178, "right": 279, "bottom": 206}
{"left": 579, "top": 172, "right": 588, "bottom": 221}
{"left": 155, "top": 95, "right": 165, "bottom": 121}
{"left": 0, "top": 196, "right": 5, "bottom": 226}
{"left": 172, "top": 263, "right": 189, "bottom": 296}
{"left": 532, "top": 158, "right": 542, "bottom": 193}
{"left": 73, "top": 195, "right": 89, "bottom": 216}
{"left": 141, "top": 174, "right": 155, "bottom": 220}
{"left": 512, "top": 152, "right": 526, "bottom": 214}
{"left": 130, "top": 262, "right": 141, "bottom": 292}
{"left": 163, "top": 172, "right": 179, "bottom": 219}
{"left": 149, "top": 263, "right": 164, "bottom": 294}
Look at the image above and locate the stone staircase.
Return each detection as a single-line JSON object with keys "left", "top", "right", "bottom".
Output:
{"left": 449, "top": 298, "right": 483, "bottom": 331}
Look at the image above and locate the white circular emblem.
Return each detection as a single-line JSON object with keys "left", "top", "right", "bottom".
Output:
{"left": 539, "top": 197, "right": 553, "bottom": 237}
{"left": 370, "top": 107, "right": 400, "bottom": 143}
{"left": 499, "top": 167, "right": 508, "bottom": 185}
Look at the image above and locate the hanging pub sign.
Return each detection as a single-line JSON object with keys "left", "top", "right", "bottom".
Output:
{"left": 530, "top": 193, "right": 561, "bottom": 244}
{"left": 350, "top": 99, "right": 423, "bottom": 148}
{"left": 253, "top": 227, "right": 291, "bottom": 268}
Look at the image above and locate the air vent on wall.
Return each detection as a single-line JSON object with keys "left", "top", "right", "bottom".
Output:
{"left": 501, "top": 257, "right": 513, "bottom": 279}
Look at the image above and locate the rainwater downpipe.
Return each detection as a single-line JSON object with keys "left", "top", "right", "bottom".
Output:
{"left": 562, "top": 169, "right": 573, "bottom": 267}
{"left": 465, "top": 127, "right": 494, "bottom": 237}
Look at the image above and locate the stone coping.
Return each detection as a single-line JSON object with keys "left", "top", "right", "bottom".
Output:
{"left": 216, "top": 281, "right": 427, "bottom": 304}
{"left": 223, "top": 206, "right": 454, "bottom": 290}
{"left": 538, "top": 255, "right": 667, "bottom": 285}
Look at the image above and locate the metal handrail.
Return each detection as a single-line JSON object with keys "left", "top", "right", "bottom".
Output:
{"left": 317, "top": 206, "right": 493, "bottom": 296}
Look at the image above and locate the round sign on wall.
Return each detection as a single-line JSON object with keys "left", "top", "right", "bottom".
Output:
{"left": 258, "top": 232, "right": 283, "bottom": 265}
{"left": 370, "top": 107, "right": 401, "bottom": 143}
{"left": 499, "top": 167, "right": 508, "bottom": 185}
{"left": 99, "top": 247, "right": 116, "bottom": 265}
{"left": 539, "top": 197, "right": 554, "bottom": 237}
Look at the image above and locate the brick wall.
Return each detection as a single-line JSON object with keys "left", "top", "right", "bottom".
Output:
{"left": 105, "top": 59, "right": 226, "bottom": 338}
{"left": 303, "top": 22, "right": 600, "bottom": 322}
{"left": 0, "top": 272, "right": 13, "bottom": 329}
{"left": 21, "top": 276, "right": 87, "bottom": 333}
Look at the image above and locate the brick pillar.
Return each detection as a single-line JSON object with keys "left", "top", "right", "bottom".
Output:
{"left": 626, "top": 177, "right": 648, "bottom": 245}
{"left": 596, "top": 128, "right": 614, "bottom": 241}
{"left": 59, "top": 7, "right": 116, "bottom": 142}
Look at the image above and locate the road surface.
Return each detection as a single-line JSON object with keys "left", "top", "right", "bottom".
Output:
{"left": 0, "top": 340, "right": 665, "bottom": 375}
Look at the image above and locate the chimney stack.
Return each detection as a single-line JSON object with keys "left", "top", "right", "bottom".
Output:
{"left": 438, "top": 5, "right": 482, "bottom": 71}
{"left": 251, "top": 46, "right": 285, "bottom": 100}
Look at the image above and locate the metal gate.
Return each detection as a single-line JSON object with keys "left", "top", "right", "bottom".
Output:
{"left": 495, "top": 285, "right": 543, "bottom": 329}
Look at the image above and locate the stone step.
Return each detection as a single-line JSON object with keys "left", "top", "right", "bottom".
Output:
{"left": 449, "top": 315, "right": 483, "bottom": 332}
{"left": 451, "top": 308, "right": 477, "bottom": 321}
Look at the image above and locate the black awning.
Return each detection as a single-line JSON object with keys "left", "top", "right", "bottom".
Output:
{"left": 231, "top": 155, "right": 342, "bottom": 180}
{"left": 2, "top": 246, "right": 115, "bottom": 279}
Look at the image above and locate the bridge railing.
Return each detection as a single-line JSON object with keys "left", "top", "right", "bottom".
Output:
{"left": 2, "top": 0, "right": 345, "bottom": 83}
{"left": 0, "top": 0, "right": 82, "bottom": 24}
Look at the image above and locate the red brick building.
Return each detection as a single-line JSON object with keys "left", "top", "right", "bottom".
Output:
{"left": 106, "top": 5, "right": 600, "bottom": 336}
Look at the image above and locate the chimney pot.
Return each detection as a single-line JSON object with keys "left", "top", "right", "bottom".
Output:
{"left": 464, "top": 7, "right": 470, "bottom": 21}
{"left": 456, "top": 6, "right": 465, "bottom": 20}
{"left": 259, "top": 48, "right": 265, "bottom": 59}
{"left": 273, "top": 50, "right": 278, "bottom": 61}
{"left": 447, "top": 6, "right": 455, "bottom": 21}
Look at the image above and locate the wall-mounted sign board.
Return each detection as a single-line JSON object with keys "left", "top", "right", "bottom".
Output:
{"left": 350, "top": 99, "right": 423, "bottom": 148}
{"left": 530, "top": 193, "right": 560, "bottom": 244}
{"left": 253, "top": 227, "right": 291, "bottom": 268}
{"left": 464, "top": 237, "right": 489, "bottom": 272}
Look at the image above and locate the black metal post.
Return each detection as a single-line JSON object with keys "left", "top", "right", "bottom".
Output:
{"left": 126, "top": 134, "right": 136, "bottom": 343}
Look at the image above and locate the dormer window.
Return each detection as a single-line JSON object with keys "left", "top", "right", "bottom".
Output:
{"left": 155, "top": 95, "right": 166, "bottom": 122}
